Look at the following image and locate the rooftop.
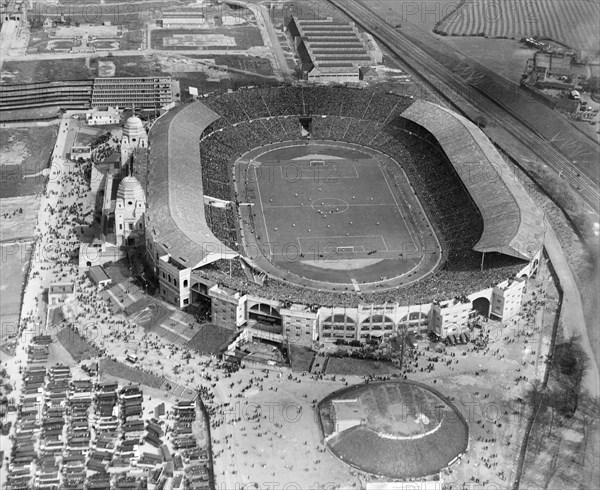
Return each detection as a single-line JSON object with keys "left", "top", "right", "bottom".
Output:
{"left": 401, "top": 100, "right": 545, "bottom": 260}
{"left": 147, "top": 102, "right": 238, "bottom": 268}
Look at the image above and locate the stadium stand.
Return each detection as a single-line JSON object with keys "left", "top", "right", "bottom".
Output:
{"left": 149, "top": 86, "right": 541, "bottom": 309}
{"left": 0, "top": 80, "right": 93, "bottom": 110}
{"left": 402, "top": 100, "right": 545, "bottom": 260}
{"left": 146, "top": 103, "right": 237, "bottom": 269}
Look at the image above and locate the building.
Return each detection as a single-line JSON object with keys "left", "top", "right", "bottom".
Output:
{"left": 69, "top": 145, "right": 92, "bottom": 161}
{"left": 91, "top": 77, "right": 174, "bottom": 109}
{"left": 88, "top": 265, "right": 112, "bottom": 289}
{"left": 0, "top": 80, "right": 93, "bottom": 111}
{"left": 0, "top": 0, "right": 26, "bottom": 25}
{"left": 114, "top": 176, "right": 146, "bottom": 247}
{"left": 85, "top": 106, "right": 120, "bottom": 125}
{"left": 158, "top": 12, "right": 206, "bottom": 28}
{"left": 280, "top": 304, "right": 317, "bottom": 345}
{"left": 120, "top": 116, "right": 148, "bottom": 165}
{"left": 490, "top": 277, "right": 527, "bottom": 321}
{"left": 287, "top": 17, "right": 379, "bottom": 82}
{"left": 48, "top": 282, "right": 75, "bottom": 305}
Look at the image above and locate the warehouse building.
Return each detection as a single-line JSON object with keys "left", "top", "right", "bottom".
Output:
{"left": 286, "top": 17, "right": 380, "bottom": 82}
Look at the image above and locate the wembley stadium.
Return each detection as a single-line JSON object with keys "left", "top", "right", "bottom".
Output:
{"left": 143, "top": 85, "right": 545, "bottom": 341}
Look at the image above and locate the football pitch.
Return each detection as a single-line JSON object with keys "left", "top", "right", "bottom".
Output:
{"left": 237, "top": 141, "right": 442, "bottom": 290}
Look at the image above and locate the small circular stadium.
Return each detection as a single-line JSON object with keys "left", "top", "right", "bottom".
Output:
{"left": 317, "top": 380, "right": 469, "bottom": 478}
{"left": 146, "top": 85, "right": 544, "bottom": 309}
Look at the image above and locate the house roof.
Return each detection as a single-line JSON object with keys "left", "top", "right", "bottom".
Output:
{"left": 88, "top": 265, "right": 111, "bottom": 284}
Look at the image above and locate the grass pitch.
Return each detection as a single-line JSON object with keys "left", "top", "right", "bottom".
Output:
{"left": 241, "top": 141, "right": 441, "bottom": 287}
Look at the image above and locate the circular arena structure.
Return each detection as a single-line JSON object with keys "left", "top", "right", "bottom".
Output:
{"left": 145, "top": 85, "right": 545, "bottom": 313}
{"left": 317, "top": 380, "right": 469, "bottom": 478}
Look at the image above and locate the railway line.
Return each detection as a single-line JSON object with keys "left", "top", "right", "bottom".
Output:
{"left": 329, "top": 0, "right": 599, "bottom": 209}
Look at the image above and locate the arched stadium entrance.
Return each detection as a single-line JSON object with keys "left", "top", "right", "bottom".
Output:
{"left": 248, "top": 303, "right": 282, "bottom": 327}
{"left": 472, "top": 297, "right": 490, "bottom": 317}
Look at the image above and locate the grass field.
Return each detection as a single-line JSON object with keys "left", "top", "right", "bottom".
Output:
{"left": 319, "top": 380, "right": 469, "bottom": 478}
{"left": 0, "top": 126, "right": 57, "bottom": 197}
{"left": 0, "top": 126, "right": 57, "bottom": 175}
{"left": 151, "top": 26, "right": 263, "bottom": 50}
{"left": 57, "top": 327, "right": 101, "bottom": 361}
{"left": 1, "top": 59, "right": 95, "bottom": 83}
{"left": 443, "top": 37, "right": 535, "bottom": 83}
{"left": 0, "top": 195, "right": 40, "bottom": 241}
{"left": 94, "top": 55, "right": 168, "bottom": 78}
{"left": 325, "top": 356, "right": 399, "bottom": 376}
{"left": 99, "top": 358, "right": 165, "bottom": 389}
{"left": 0, "top": 243, "right": 32, "bottom": 336}
{"left": 243, "top": 141, "right": 440, "bottom": 286}
{"left": 186, "top": 323, "right": 235, "bottom": 355}
{"left": 1, "top": 55, "right": 168, "bottom": 83}
{"left": 436, "top": 0, "right": 599, "bottom": 53}
{"left": 289, "top": 344, "right": 315, "bottom": 372}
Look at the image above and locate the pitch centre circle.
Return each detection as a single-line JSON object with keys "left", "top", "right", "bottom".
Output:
{"left": 310, "top": 197, "right": 349, "bottom": 214}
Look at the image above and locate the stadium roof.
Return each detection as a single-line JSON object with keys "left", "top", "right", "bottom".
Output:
{"left": 401, "top": 100, "right": 545, "bottom": 260}
{"left": 146, "top": 102, "right": 238, "bottom": 269}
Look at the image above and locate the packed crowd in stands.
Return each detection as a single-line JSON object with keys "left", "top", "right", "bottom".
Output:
{"left": 195, "top": 86, "right": 524, "bottom": 307}
{"left": 204, "top": 204, "right": 239, "bottom": 252}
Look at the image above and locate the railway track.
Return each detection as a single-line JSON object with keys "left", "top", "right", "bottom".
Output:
{"left": 329, "top": 0, "right": 599, "bottom": 209}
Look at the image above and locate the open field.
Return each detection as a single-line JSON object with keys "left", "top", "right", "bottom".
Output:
{"left": 0, "top": 195, "right": 40, "bottom": 242}
{"left": 0, "top": 126, "right": 56, "bottom": 197}
{"left": 289, "top": 344, "right": 315, "bottom": 372}
{"left": 186, "top": 323, "right": 235, "bottom": 355}
{"left": 436, "top": 0, "right": 600, "bottom": 53}
{"left": 243, "top": 141, "right": 441, "bottom": 286}
{"left": 98, "top": 358, "right": 165, "bottom": 390}
{"left": 0, "top": 242, "right": 32, "bottom": 336}
{"left": 56, "top": 326, "right": 102, "bottom": 361}
{"left": 27, "top": 27, "right": 143, "bottom": 53}
{"left": 94, "top": 55, "right": 168, "bottom": 78}
{"left": 151, "top": 26, "right": 264, "bottom": 50}
{"left": 186, "top": 54, "right": 275, "bottom": 76}
{"left": 325, "top": 356, "right": 400, "bottom": 376}
{"left": 360, "top": 0, "right": 458, "bottom": 31}
{"left": 443, "top": 37, "right": 535, "bottom": 83}
{"left": 1, "top": 58, "right": 95, "bottom": 83}
{"left": 1, "top": 55, "right": 168, "bottom": 84}
{"left": 0, "top": 126, "right": 57, "bottom": 174}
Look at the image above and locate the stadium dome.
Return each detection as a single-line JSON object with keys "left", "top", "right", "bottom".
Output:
{"left": 117, "top": 176, "right": 145, "bottom": 204}
{"left": 123, "top": 116, "right": 146, "bottom": 140}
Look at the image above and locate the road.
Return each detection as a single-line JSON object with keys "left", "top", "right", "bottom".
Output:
{"left": 242, "top": 0, "right": 294, "bottom": 82}
{"left": 3, "top": 47, "right": 266, "bottom": 62}
{"left": 328, "top": 0, "right": 599, "bottom": 210}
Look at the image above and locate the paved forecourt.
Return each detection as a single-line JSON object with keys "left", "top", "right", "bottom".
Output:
{"left": 235, "top": 140, "right": 443, "bottom": 292}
